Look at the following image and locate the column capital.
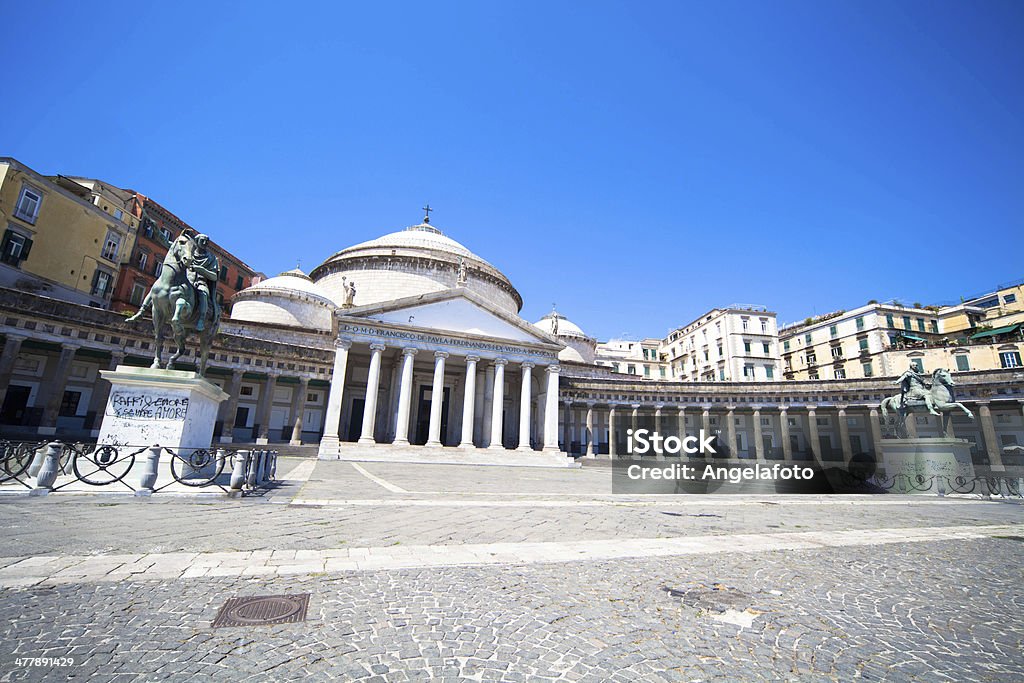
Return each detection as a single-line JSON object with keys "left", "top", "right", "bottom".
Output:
{"left": 297, "top": 375, "right": 311, "bottom": 386}
{"left": 563, "top": 398, "right": 572, "bottom": 406}
{"left": 546, "top": 364, "right": 561, "bottom": 374}
{"left": 465, "top": 354, "right": 481, "bottom": 363}
{"left": 402, "top": 347, "right": 419, "bottom": 357}
{"left": 3, "top": 332, "right": 27, "bottom": 343}
{"left": 631, "top": 403, "right": 641, "bottom": 410}
{"left": 433, "top": 350, "right": 449, "bottom": 360}
{"left": 335, "top": 338, "right": 353, "bottom": 350}
{"left": 492, "top": 358, "right": 508, "bottom": 367}
{"left": 752, "top": 406, "right": 762, "bottom": 413}
{"left": 60, "top": 343, "right": 82, "bottom": 353}
{"left": 369, "top": 342, "right": 386, "bottom": 352}
{"left": 806, "top": 405, "right": 818, "bottom": 412}
{"left": 677, "top": 406, "right": 685, "bottom": 414}
{"left": 521, "top": 361, "right": 535, "bottom": 370}
{"left": 654, "top": 404, "right": 664, "bottom": 411}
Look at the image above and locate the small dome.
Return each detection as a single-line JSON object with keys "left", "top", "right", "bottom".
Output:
{"left": 239, "top": 268, "right": 334, "bottom": 305}
{"left": 230, "top": 268, "right": 336, "bottom": 331}
{"left": 533, "top": 309, "right": 590, "bottom": 339}
{"left": 533, "top": 308, "right": 597, "bottom": 364}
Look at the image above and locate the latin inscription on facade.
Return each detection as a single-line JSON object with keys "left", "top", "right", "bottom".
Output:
{"left": 339, "top": 323, "right": 558, "bottom": 360}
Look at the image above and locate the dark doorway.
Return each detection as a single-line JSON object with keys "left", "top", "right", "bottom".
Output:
{"left": 0, "top": 385, "right": 30, "bottom": 424}
{"left": 415, "top": 386, "right": 449, "bottom": 445}
{"left": 348, "top": 398, "right": 365, "bottom": 441}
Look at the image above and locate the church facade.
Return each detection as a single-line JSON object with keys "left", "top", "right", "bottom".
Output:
{"left": 0, "top": 215, "right": 1022, "bottom": 470}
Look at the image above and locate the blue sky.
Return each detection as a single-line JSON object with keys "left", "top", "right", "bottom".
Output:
{"left": 2, "top": 1, "right": 1021, "bottom": 339}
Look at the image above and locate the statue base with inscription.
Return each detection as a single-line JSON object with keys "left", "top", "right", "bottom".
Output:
{"left": 96, "top": 366, "right": 229, "bottom": 452}
{"left": 880, "top": 437, "right": 975, "bottom": 494}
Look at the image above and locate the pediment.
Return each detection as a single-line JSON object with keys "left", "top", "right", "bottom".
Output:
{"left": 343, "top": 290, "right": 559, "bottom": 346}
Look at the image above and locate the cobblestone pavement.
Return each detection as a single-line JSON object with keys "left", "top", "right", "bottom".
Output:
{"left": 0, "top": 460, "right": 1022, "bottom": 681}
{"left": 1, "top": 538, "right": 1022, "bottom": 682}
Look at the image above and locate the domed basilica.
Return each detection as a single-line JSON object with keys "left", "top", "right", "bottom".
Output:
{"left": 228, "top": 212, "right": 580, "bottom": 466}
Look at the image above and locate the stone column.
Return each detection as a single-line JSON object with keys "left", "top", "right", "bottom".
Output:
{"left": 868, "top": 407, "right": 883, "bottom": 457}
{"left": 88, "top": 351, "right": 124, "bottom": 436}
{"left": 807, "top": 407, "right": 820, "bottom": 461}
{"left": 631, "top": 404, "right": 640, "bottom": 433}
{"left": 562, "top": 400, "right": 572, "bottom": 452}
{"left": 779, "top": 408, "right": 792, "bottom": 461}
{"left": 654, "top": 405, "right": 663, "bottom": 435}
{"left": 255, "top": 372, "right": 279, "bottom": 444}
{"left": 978, "top": 403, "right": 1005, "bottom": 471}
{"left": 543, "top": 365, "right": 561, "bottom": 452}
{"left": 357, "top": 343, "right": 385, "bottom": 445}
{"left": 753, "top": 408, "right": 764, "bottom": 460}
{"left": 473, "top": 359, "right": 485, "bottom": 445}
{"left": 584, "top": 402, "right": 595, "bottom": 458}
{"left": 725, "top": 407, "right": 736, "bottom": 457}
{"left": 459, "top": 355, "right": 479, "bottom": 449}
{"left": 321, "top": 339, "right": 352, "bottom": 449}
{"left": 837, "top": 407, "right": 853, "bottom": 465}
{"left": 701, "top": 408, "right": 711, "bottom": 435}
{"left": 425, "top": 351, "right": 448, "bottom": 447}
{"left": 677, "top": 407, "right": 685, "bottom": 439}
{"left": 289, "top": 377, "right": 310, "bottom": 445}
{"left": 517, "top": 362, "right": 534, "bottom": 452}
{"left": 218, "top": 368, "right": 244, "bottom": 443}
{"left": 488, "top": 359, "right": 507, "bottom": 449}
{"left": 393, "top": 348, "right": 418, "bottom": 446}
{"left": 37, "top": 343, "right": 80, "bottom": 436}
{"left": 481, "top": 363, "right": 495, "bottom": 447}
{"left": 0, "top": 333, "right": 26, "bottom": 409}
{"left": 608, "top": 405, "right": 618, "bottom": 458}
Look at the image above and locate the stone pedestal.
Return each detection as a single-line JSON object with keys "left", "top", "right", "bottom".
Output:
{"left": 880, "top": 438, "right": 975, "bottom": 494}
{"left": 96, "top": 366, "right": 229, "bottom": 452}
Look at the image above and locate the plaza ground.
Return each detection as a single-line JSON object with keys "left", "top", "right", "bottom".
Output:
{"left": 0, "top": 458, "right": 1022, "bottom": 681}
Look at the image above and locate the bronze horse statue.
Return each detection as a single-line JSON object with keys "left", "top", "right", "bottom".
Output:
{"left": 126, "top": 233, "right": 220, "bottom": 373}
{"left": 880, "top": 368, "right": 973, "bottom": 423}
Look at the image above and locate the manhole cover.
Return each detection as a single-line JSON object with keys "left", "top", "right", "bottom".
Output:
{"left": 212, "top": 594, "right": 310, "bottom": 628}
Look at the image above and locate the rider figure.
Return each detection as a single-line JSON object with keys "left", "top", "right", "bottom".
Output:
{"left": 894, "top": 363, "right": 925, "bottom": 409}
{"left": 182, "top": 232, "right": 219, "bottom": 331}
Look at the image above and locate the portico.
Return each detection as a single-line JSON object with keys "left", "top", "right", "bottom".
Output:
{"left": 316, "top": 289, "right": 576, "bottom": 467}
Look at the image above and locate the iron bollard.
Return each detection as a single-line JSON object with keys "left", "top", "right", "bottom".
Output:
{"left": 228, "top": 450, "right": 250, "bottom": 497}
{"left": 269, "top": 451, "right": 278, "bottom": 480}
{"left": 215, "top": 448, "right": 227, "bottom": 479}
{"left": 136, "top": 445, "right": 162, "bottom": 497}
{"left": 246, "top": 450, "right": 259, "bottom": 488}
{"left": 29, "top": 442, "right": 63, "bottom": 496}
{"left": 27, "top": 444, "right": 50, "bottom": 479}
{"left": 256, "top": 450, "right": 268, "bottom": 485}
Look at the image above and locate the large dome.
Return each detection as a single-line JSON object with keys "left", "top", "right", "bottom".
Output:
{"left": 230, "top": 268, "right": 336, "bottom": 331}
{"left": 310, "top": 219, "right": 523, "bottom": 314}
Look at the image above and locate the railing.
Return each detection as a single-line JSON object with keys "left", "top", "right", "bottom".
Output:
{"left": 843, "top": 470, "right": 1024, "bottom": 498}
{"left": 0, "top": 440, "right": 279, "bottom": 497}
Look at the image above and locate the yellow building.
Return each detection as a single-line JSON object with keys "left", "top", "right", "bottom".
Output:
{"left": 0, "top": 158, "right": 133, "bottom": 307}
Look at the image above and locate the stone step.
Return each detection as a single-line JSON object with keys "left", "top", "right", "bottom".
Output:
{"left": 317, "top": 442, "right": 579, "bottom": 468}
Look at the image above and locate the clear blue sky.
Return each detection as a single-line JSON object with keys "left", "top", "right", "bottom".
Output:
{"left": 2, "top": 1, "right": 1022, "bottom": 339}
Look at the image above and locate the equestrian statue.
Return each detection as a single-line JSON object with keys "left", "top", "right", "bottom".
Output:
{"left": 126, "top": 230, "right": 221, "bottom": 374}
{"left": 880, "top": 366, "right": 973, "bottom": 436}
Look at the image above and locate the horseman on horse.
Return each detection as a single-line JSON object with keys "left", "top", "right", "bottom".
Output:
{"left": 126, "top": 230, "right": 221, "bottom": 373}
